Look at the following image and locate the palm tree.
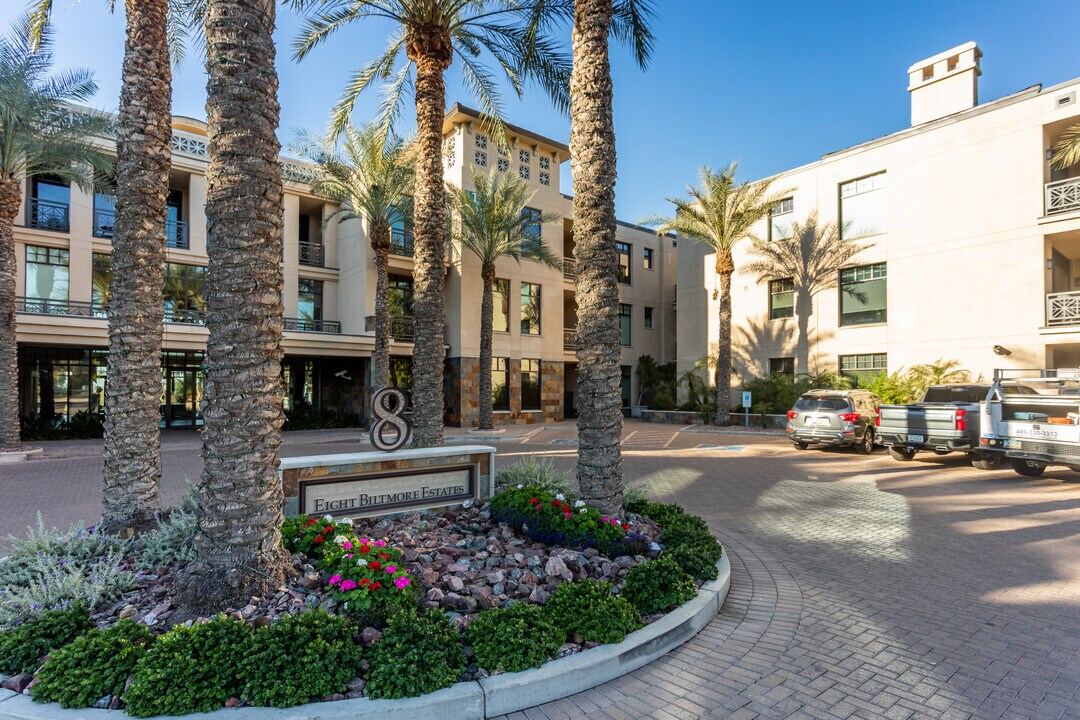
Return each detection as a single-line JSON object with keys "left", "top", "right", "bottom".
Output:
{"left": 288, "top": 0, "right": 571, "bottom": 447}
{"left": 0, "top": 21, "right": 113, "bottom": 452}
{"left": 176, "top": 0, "right": 287, "bottom": 612}
{"left": 645, "top": 163, "right": 787, "bottom": 425}
{"left": 742, "top": 212, "right": 867, "bottom": 376}
{"left": 25, "top": 0, "right": 205, "bottom": 533}
{"left": 909, "top": 359, "right": 970, "bottom": 396}
{"left": 447, "top": 169, "right": 559, "bottom": 429}
{"left": 569, "top": 0, "right": 655, "bottom": 516}
{"left": 292, "top": 124, "right": 414, "bottom": 393}
{"left": 1052, "top": 124, "right": 1080, "bottom": 170}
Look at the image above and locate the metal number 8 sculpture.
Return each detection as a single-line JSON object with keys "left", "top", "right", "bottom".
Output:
{"left": 370, "top": 387, "right": 412, "bottom": 452}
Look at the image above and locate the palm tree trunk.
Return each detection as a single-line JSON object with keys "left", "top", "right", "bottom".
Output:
{"left": 370, "top": 223, "right": 391, "bottom": 392}
{"left": 714, "top": 263, "right": 733, "bottom": 425}
{"left": 177, "top": 0, "right": 287, "bottom": 612}
{"left": 99, "top": 0, "right": 170, "bottom": 536}
{"left": 478, "top": 266, "right": 495, "bottom": 431}
{"left": 0, "top": 179, "right": 19, "bottom": 450}
{"left": 406, "top": 41, "right": 451, "bottom": 447}
{"left": 571, "top": 0, "right": 623, "bottom": 517}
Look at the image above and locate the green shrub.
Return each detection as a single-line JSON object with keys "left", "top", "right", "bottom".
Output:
{"left": 858, "top": 370, "right": 919, "bottom": 405}
{"left": 621, "top": 556, "right": 697, "bottom": 616}
{"left": 622, "top": 483, "right": 650, "bottom": 512}
{"left": 634, "top": 501, "right": 687, "bottom": 528}
{"left": 138, "top": 484, "right": 198, "bottom": 569}
{"left": 366, "top": 610, "right": 466, "bottom": 699}
{"left": 124, "top": 616, "right": 253, "bottom": 717}
{"left": 543, "top": 579, "right": 640, "bottom": 645}
{"left": 0, "top": 605, "right": 91, "bottom": 674}
{"left": 494, "top": 457, "right": 572, "bottom": 496}
{"left": 240, "top": 610, "right": 363, "bottom": 708}
{"left": 466, "top": 603, "right": 564, "bottom": 673}
{"left": 660, "top": 514, "right": 723, "bottom": 582}
{"left": 32, "top": 620, "right": 152, "bottom": 709}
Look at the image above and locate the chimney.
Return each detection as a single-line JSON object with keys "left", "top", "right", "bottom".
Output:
{"left": 907, "top": 42, "right": 982, "bottom": 126}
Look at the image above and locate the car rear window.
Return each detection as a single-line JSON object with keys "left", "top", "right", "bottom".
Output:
{"left": 922, "top": 386, "right": 987, "bottom": 403}
{"left": 794, "top": 396, "right": 850, "bottom": 411}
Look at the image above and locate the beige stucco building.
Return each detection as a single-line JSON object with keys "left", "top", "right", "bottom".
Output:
{"left": 677, "top": 43, "right": 1080, "bottom": 403}
{"left": 12, "top": 104, "right": 676, "bottom": 429}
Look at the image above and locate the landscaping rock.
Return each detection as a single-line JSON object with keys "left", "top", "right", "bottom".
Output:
{"left": 360, "top": 627, "right": 383, "bottom": 647}
{"left": 346, "top": 677, "right": 366, "bottom": 693}
{"left": 2, "top": 674, "right": 33, "bottom": 693}
{"left": 93, "top": 695, "right": 112, "bottom": 709}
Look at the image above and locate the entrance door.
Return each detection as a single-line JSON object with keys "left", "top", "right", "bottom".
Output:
{"left": 162, "top": 368, "right": 203, "bottom": 428}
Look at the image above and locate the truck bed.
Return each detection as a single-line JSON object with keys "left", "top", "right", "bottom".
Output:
{"left": 877, "top": 403, "right": 978, "bottom": 451}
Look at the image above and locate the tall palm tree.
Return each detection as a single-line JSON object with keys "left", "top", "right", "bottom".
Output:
{"left": 0, "top": 21, "right": 113, "bottom": 452}
{"left": 177, "top": 0, "right": 287, "bottom": 612}
{"left": 645, "top": 163, "right": 787, "bottom": 425}
{"left": 569, "top": 0, "right": 655, "bottom": 516}
{"left": 25, "top": 0, "right": 205, "bottom": 533}
{"left": 742, "top": 212, "right": 866, "bottom": 376}
{"left": 447, "top": 169, "right": 558, "bottom": 429}
{"left": 288, "top": 0, "right": 571, "bottom": 447}
{"left": 292, "top": 124, "right": 414, "bottom": 393}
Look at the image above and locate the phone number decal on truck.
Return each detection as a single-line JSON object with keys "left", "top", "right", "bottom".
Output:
{"left": 1011, "top": 425, "right": 1063, "bottom": 439}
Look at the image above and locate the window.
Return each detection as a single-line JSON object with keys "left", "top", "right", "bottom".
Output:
{"left": 29, "top": 175, "right": 70, "bottom": 231}
{"left": 497, "top": 158, "right": 509, "bottom": 173}
{"left": 521, "top": 281, "right": 541, "bottom": 334}
{"left": 475, "top": 134, "right": 487, "bottom": 149}
{"left": 474, "top": 151, "right": 487, "bottom": 167}
{"left": 840, "top": 353, "right": 887, "bottom": 382}
{"left": 769, "top": 197, "right": 794, "bottom": 242}
{"left": 769, "top": 278, "right": 795, "bottom": 320}
{"left": 492, "top": 357, "right": 509, "bottom": 411}
{"left": 163, "top": 262, "right": 206, "bottom": 322}
{"left": 93, "top": 188, "right": 117, "bottom": 238}
{"left": 520, "top": 207, "right": 542, "bottom": 253}
{"left": 521, "top": 359, "right": 540, "bottom": 410}
{"left": 620, "top": 366, "right": 632, "bottom": 407}
{"left": 617, "top": 242, "right": 631, "bottom": 284}
{"left": 17, "top": 347, "right": 109, "bottom": 422}
{"left": 519, "top": 165, "right": 530, "bottom": 181}
{"left": 840, "top": 263, "right": 887, "bottom": 326}
{"left": 390, "top": 211, "right": 414, "bottom": 256}
{"left": 643, "top": 247, "right": 655, "bottom": 269}
{"left": 25, "top": 246, "right": 69, "bottom": 303}
{"left": 769, "top": 357, "right": 795, "bottom": 376}
{"left": 92, "top": 253, "right": 111, "bottom": 316}
{"left": 493, "top": 278, "right": 510, "bottom": 332}
{"left": 519, "top": 149, "right": 531, "bottom": 164}
{"left": 298, "top": 279, "right": 323, "bottom": 322}
{"left": 166, "top": 189, "right": 185, "bottom": 249}
{"left": 644, "top": 306, "right": 654, "bottom": 329}
{"left": 619, "top": 304, "right": 631, "bottom": 346}
{"left": 444, "top": 136, "right": 455, "bottom": 167}
{"left": 840, "top": 173, "right": 886, "bottom": 239}
{"left": 539, "top": 156, "right": 550, "bottom": 170}
{"left": 539, "top": 171, "right": 550, "bottom": 186}
{"left": 388, "top": 274, "right": 414, "bottom": 316}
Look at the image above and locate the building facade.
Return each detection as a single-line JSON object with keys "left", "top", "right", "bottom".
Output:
{"left": 13, "top": 106, "right": 676, "bottom": 430}
{"left": 677, "top": 43, "right": 1080, "bottom": 401}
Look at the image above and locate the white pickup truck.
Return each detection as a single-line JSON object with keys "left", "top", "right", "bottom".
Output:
{"left": 979, "top": 369, "right": 1080, "bottom": 477}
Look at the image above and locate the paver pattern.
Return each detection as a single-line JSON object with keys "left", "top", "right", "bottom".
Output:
{"left": 3, "top": 422, "right": 1079, "bottom": 719}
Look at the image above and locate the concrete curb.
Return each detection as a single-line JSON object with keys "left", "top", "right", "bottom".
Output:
{"left": 0, "top": 554, "right": 731, "bottom": 720}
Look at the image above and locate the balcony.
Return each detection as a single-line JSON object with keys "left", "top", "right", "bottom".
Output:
{"left": 27, "top": 198, "right": 70, "bottom": 232}
{"left": 562, "top": 258, "right": 578, "bottom": 279}
{"left": 563, "top": 327, "right": 577, "bottom": 350}
{"left": 1047, "top": 291, "right": 1080, "bottom": 327}
{"left": 299, "top": 241, "right": 324, "bottom": 267}
{"left": 164, "top": 306, "right": 204, "bottom": 324}
{"left": 390, "top": 228, "right": 414, "bottom": 257}
{"left": 16, "top": 297, "right": 99, "bottom": 317}
{"left": 1046, "top": 177, "right": 1080, "bottom": 216}
{"left": 285, "top": 317, "right": 341, "bottom": 333}
{"left": 92, "top": 208, "right": 189, "bottom": 249}
{"left": 391, "top": 315, "right": 414, "bottom": 342}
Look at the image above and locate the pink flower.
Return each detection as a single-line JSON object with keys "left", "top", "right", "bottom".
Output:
{"left": 394, "top": 576, "right": 411, "bottom": 590}
{"left": 345, "top": 553, "right": 353, "bottom": 559}
{"left": 339, "top": 579, "right": 357, "bottom": 591}
{"left": 385, "top": 565, "right": 397, "bottom": 574}
{"left": 600, "top": 517, "right": 607, "bottom": 523}
{"left": 374, "top": 540, "right": 387, "bottom": 547}
{"left": 342, "top": 540, "right": 353, "bottom": 550}
{"left": 328, "top": 574, "right": 342, "bottom": 586}
{"left": 564, "top": 512, "right": 571, "bottom": 519}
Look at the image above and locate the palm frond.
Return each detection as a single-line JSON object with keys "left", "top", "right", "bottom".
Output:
{"left": 1052, "top": 122, "right": 1080, "bottom": 169}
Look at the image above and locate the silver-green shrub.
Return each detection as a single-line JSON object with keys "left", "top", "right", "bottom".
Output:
{"left": 138, "top": 484, "right": 198, "bottom": 569}
{"left": 494, "top": 456, "right": 572, "bottom": 496}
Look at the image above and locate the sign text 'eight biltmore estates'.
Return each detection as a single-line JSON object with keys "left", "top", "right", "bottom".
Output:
{"left": 300, "top": 466, "right": 476, "bottom": 518}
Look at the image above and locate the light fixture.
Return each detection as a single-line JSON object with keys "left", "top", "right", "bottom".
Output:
{"left": 993, "top": 345, "right": 1012, "bottom": 356}
{"left": 1047, "top": 258, "right": 1054, "bottom": 269}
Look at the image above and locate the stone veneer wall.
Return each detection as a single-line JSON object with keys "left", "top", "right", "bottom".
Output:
{"left": 445, "top": 357, "right": 564, "bottom": 427}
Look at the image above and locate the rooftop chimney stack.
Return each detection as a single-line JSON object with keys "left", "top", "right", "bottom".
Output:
{"left": 908, "top": 42, "right": 982, "bottom": 126}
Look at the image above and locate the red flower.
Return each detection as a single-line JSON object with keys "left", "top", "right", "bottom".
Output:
{"left": 622, "top": 524, "right": 631, "bottom": 531}
{"left": 303, "top": 518, "right": 317, "bottom": 527}
{"left": 561, "top": 504, "right": 571, "bottom": 512}
{"left": 369, "top": 561, "right": 381, "bottom": 571}
{"left": 358, "top": 544, "right": 371, "bottom": 554}
{"left": 314, "top": 535, "right": 324, "bottom": 545}
{"left": 371, "top": 582, "right": 383, "bottom": 590}
{"left": 359, "top": 578, "right": 371, "bottom": 586}
{"left": 378, "top": 553, "right": 389, "bottom": 560}
{"left": 322, "top": 526, "right": 334, "bottom": 535}
{"left": 551, "top": 500, "right": 561, "bottom": 507}
{"left": 529, "top": 497, "right": 539, "bottom": 504}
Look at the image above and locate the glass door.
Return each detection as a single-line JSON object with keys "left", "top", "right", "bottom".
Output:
{"left": 161, "top": 368, "right": 203, "bottom": 428}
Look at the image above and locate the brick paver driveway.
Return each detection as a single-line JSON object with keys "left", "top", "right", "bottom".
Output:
{"left": 4, "top": 422, "right": 1079, "bottom": 719}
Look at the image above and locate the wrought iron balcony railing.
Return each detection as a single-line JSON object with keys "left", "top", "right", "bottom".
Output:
{"left": 16, "top": 297, "right": 98, "bottom": 317}
{"left": 284, "top": 317, "right": 341, "bottom": 333}
{"left": 164, "top": 306, "right": 204, "bottom": 324}
{"left": 93, "top": 208, "right": 115, "bottom": 238}
{"left": 299, "top": 241, "right": 324, "bottom": 267}
{"left": 390, "top": 228, "right": 414, "bottom": 257}
{"left": 92, "top": 207, "right": 188, "bottom": 249}
{"left": 28, "top": 198, "right": 70, "bottom": 232}
{"left": 563, "top": 327, "right": 577, "bottom": 350}
{"left": 391, "top": 315, "right": 415, "bottom": 342}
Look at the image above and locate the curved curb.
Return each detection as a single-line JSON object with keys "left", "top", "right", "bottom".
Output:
{"left": 0, "top": 554, "right": 731, "bottom": 720}
{"left": 0, "top": 448, "right": 43, "bottom": 465}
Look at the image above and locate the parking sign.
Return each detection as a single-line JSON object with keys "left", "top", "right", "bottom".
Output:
{"left": 742, "top": 391, "right": 752, "bottom": 408}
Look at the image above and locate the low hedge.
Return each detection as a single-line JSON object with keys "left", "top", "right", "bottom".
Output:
{"left": 544, "top": 579, "right": 641, "bottom": 644}
{"left": 467, "top": 602, "right": 564, "bottom": 673}
{"left": 621, "top": 556, "right": 697, "bottom": 616}
{"left": 366, "top": 610, "right": 466, "bottom": 699}
{"left": 32, "top": 620, "right": 152, "bottom": 709}
{"left": 0, "top": 605, "right": 91, "bottom": 675}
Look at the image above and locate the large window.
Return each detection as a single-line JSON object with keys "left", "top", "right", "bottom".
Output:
{"left": 620, "top": 366, "right": 632, "bottom": 407}
{"left": 644, "top": 306, "right": 654, "bottom": 329}
{"left": 93, "top": 188, "right": 117, "bottom": 238}
{"left": 619, "top": 304, "right": 632, "bottom": 346}
{"left": 769, "top": 278, "right": 795, "bottom": 320}
{"left": 166, "top": 189, "right": 185, "bottom": 249}
{"left": 643, "top": 247, "right": 655, "bottom": 269}
{"left": 521, "top": 359, "right": 540, "bottom": 410}
{"left": 840, "top": 353, "right": 887, "bottom": 382}
{"left": 388, "top": 274, "right": 414, "bottom": 316}
{"left": 521, "top": 282, "right": 541, "bottom": 335}
{"left": 29, "top": 175, "right": 70, "bottom": 231}
{"left": 25, "top": 246, "right": 69, "bottom": 303}
{"left": 840, "top": 173, "right": 886, "bottom": 239}
{"left": 493, "top": 278, "right": 510, "bottom": 332}
{"left": 520, "top": 208, "right": 542, "bottom": 254}
{"left": 492, "top": 357, "right": 509, "bottom": 411}
{"left": 840, "top": 263, "right": 887, "bottom": 326}
{"left": 298, "top": 279, "right": 324, "bottom": 322}
{"left": 163, "top": 262, "right": 206, "bottom": 322}
{"left": 617, "top": 242, "right": 631, "bottom": 284}
{"left": 17, "top": 346, "right": 108, "bottom": 422}
{"left": 92, "top": 253, "right": 111, "bottom": 316}
{"left": 769, "top": 357, "right": 795, "bottom": 376}
{"left": 769, "top": 197, "right": 794, "bottom": 242}
{"left": 390, "top": 210, "right": 414, "bottom": 256}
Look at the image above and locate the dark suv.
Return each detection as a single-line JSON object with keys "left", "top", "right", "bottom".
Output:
{"left": 786, "top": 390, "right": 881, "bottom": 453}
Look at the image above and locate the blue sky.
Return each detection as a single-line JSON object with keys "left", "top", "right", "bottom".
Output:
{"left": 2, "top": 0, "right": 1078, "bottom": 220}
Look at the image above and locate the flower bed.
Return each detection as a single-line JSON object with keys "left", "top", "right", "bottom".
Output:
{"left": 0, "top": 471, "right": 721, "bottom": 717}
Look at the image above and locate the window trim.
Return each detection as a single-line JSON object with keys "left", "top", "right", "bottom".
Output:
{"left": 644, "top": 306, "right": 654, "bottom": 329}
{"left": 839, "top": 353, "right": 888, "bottom": 380}
{"left": 768, "top": 277, "right": 795, "bottom": 321}
{"left": 838, "top": 262, "right": 887, "bottom": 327}
{"left": 492, "top": 357, "right": 510, "bottom": 411}
{"left": 520, "top": 281, "right": 541, "bottom": 335}
{"left": 643, "top": 246, "right": 655, "bottom": 270}
{"left": 520, "top": 358, "right": 541, "bottom": 410}
{"left": 619, "top": 303, "right": 632, "bottom": 346}
{"left": 616, "top": 241, "right": 632, "bottom": 285}
{"left": 838, "top": 171, "right": 887, "bottom": 240}
{"left": 492, "top": 277, "right": 511, "bottom": 333}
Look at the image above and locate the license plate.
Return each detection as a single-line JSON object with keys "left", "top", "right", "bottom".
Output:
{"left": 1004, "top": 439, "right": 1021, "bottom": 449}
{"left": 808, "top": 418, "right": 829, "bottom": 426}
{"left": 907, "top": 434, "right": 924, "bottom": 443}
